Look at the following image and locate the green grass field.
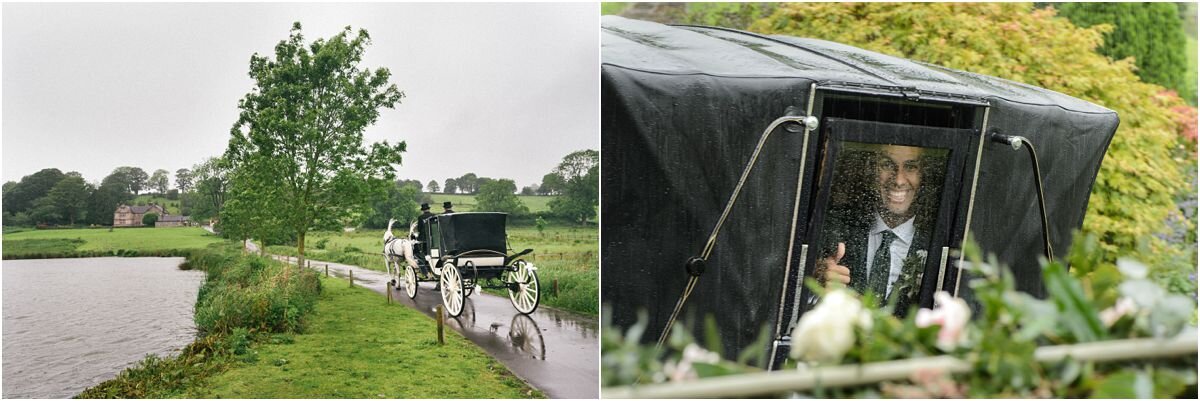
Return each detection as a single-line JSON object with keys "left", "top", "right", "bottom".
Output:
{"left": 266, "top": 223, "right": 598, "bottom": 315}
{"left": 428, "top": 193, "right": 556, "bottom": 213}
{"left": 182, "top": 274, "right": 540, "bottom": 398}
{"left": 131, "top": 195, "right": 183, "bottom": 215}
{"left": 2, "top": 226, "right": 221, "bottom": 258}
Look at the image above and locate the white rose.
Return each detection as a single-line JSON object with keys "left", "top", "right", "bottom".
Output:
{"left": 1099, "top": 296, "right": 1138, "bottom": 327}
{"left": 789, "top": 289, "right": 873, "bottom": 363}
{"left": 914, "top": 291, "right": 972, "bottom": 351}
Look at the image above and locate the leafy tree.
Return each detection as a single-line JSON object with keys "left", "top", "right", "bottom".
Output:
{"left": 2, "top": 168, "right": 66, "bottom": 214}
{"left": 427, "top": 180, "right": 440, "bottom": 193}
{"left": 397, "top": 179, "right": 423, "bottom": 192}
{"left": 189, "top": 157, "right": 231, "bottom": 221}
{"left": 363, "top": 180, "right": 420, "bottom": 229}
{"left": 175, "top": 168, "right": 193, "bottom": 193}
{"left": 111, "top": 166, "right": 149, "bottom": 195}
{"left": 226, "top": 22, "right": 405, "bottom": 268}
{"left": 142, "top": 212, "right": 159, "bottom": 226}
{"left": 444, "top": 178, "right": 459, "bottom": 194}
{"left": 539, "top": 172, "right": 564, "bottom": 195}
{"left": 457, "top": 173, "right": 479, "bottom": 194}
{"left": 148, "top": 169, "right": 170, "bottom": 195}
{"left": 29, "top": 196, "right": 62, "bottom": 225}
{"left": 476, "top": 178, "right": 529, "bottom": 216}
{"left": 548, "top": 149, "right": 599, "bottom": 224}
{"left": 86, "top": 177, "right": 133, "bottom": 225}
{"left": 749, "top": 3, "right": 1193, "bottom": 258}
{"left": 220, "top": 168, "right": 289, "bottom": 251}
{"left": 47, "top": 174, "right": 92, "bottom": 225}
{"left": 535, "top": 215, "right": 547, "bottom": 237}
{"left": 1055, "top": 3, "right": 1193, "bottom": 104}
{"left": 521, "top": 184, "right": 538, "bottom": 196}
{"left": 165, "top": 189, "right": 179, "bottom": 201}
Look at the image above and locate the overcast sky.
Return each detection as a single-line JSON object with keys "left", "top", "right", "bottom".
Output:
{"left": 2, "top": 2, "right": 598, "bottom": 190}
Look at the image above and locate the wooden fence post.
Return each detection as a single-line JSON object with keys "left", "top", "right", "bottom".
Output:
{"left": 325, "top": 264, "right": 329, "bottom": 277}
{"left": 553, "top": 279, "right": 559, "bottom": 298}
{"left": 349, "top": 270, "right": 353, "bottom": 287}
{"left": 436, "top": 305, "right": 445, "bottom": 345}
{"left": 387, "top": 287, "right": 392, "bottom": 304}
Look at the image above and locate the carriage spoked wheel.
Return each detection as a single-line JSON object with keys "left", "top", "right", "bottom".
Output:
{"left": 507, "top": 260, "right": 540, "bottom": 315}
{"left": 439, "top": 263, "right": 466, "bottom": 317}
{"left": 404, "top": 265, "right": 418, "bottom": 299}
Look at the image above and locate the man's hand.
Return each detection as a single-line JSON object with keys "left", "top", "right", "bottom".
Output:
{"left": 818, "top": 242, "right": 851, "bottom": 287}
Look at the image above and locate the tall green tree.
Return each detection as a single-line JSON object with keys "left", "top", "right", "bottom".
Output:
{"left": 86, "top": 172, "right": 135, "bottom": 225}
{"left": 148, "top": 169, "right": 170, "bottom": 195}
{"left": 175, "top": 168, "right": 193, "bottom": 193}
{"left": 427, "top": 180, "right": 440, "bottom": 193}
{"left": 1055, "top": 2, "right": 1192, "bottom": 104}
{"left": 2, "top": 168, "right": 66, "bottom": 214}
{"left": 548, "top": 149, "right": 599, "bottom": 224}
{"left": 47, "top": 174, "right": 92, "bottom": 225}
{"left": 364, "top": 181, "right": 420, "bottom": 229}
{"left": 539, "top": 172, "right": 564, "bottom": 195}
{"left": 458, "top": 173, "right": 479, "bottom": 194}
{"left": 189, "top": 157, "right": 231, "bottom": 221}
{"left": 444, "top": 178, "right": 459, "bottom": 194}
{"left": 226, "top": 22, "right": 406, "bottom": 267}
{"left": 476, "top": 178, "right": 529, "bottom": 216}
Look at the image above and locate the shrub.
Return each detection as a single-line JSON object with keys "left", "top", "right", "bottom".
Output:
{"left": 142, "top": 213, "right": 159, "bottom": 226}
{"left": 191, "top": 244, "right": 322, "bottom": 335}
{"left": 749, "top": 2, "right": 1192, "bottom": 260}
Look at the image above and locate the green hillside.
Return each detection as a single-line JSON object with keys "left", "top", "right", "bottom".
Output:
{"left": 428, "top": 193, "right": 556, "bottom": 213}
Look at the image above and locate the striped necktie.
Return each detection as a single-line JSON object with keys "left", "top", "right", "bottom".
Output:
{"left": 869, "top": 230, "right": 897, "bottom": 301}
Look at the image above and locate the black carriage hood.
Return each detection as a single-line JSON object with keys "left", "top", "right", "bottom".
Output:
{"left": 601, "top": 16, "right": 1119, "bottom": 355}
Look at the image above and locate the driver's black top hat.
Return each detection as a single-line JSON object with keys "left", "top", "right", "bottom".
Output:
{"left": 443, "top": 201, "right": 453, "bottom": 209}
{"left": 420, "top": 203, "right": 430, "bottom": 211}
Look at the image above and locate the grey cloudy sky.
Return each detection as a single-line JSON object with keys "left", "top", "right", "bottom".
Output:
{"left": 2, "top": 2, "right": 598, "bottom": 190}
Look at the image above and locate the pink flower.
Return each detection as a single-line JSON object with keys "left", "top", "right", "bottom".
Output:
{"left": 914, "top": 292, "right": 971, "bottom": 351}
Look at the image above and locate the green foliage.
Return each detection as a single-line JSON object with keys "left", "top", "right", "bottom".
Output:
{"left": 362, "top": 180, "right": 420, "bottom": 229}
{"left": 603, "top": 236, "right": 1197, "bottom": 397}
{"left": 1055, "top": 2, "right": 1193, "bottom": 104}
{"left": 2, "top": 168, "right": 66, "bottom": 215}
{"left": 226, "top": 22, "right": 405, "bottom": 266}
{"left": 141, "top": 212, "right": 159, "bottom": 226}
{"left": 682, "top": 2, "right": 776, "bottom": 29}
{"left": 475, "top": 178, "right": 530, "bottom": 216}
{"left": 601, "top": 2, "right": 631, "bottom": 16}
{"left": 749, "top": 2, "right": 1193, "bottom": 261}
{"left": 547, "top": 149, "right": 599, "bottom": 224}
{"left": 149, "top": 168, "right": 170, "bottom": 195}
{"left": 191, "top": 245, "right": 322, "bottom": 335}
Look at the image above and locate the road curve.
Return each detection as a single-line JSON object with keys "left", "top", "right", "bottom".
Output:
{"left": 275, "top": 255, "right": 598, "bottom": 399}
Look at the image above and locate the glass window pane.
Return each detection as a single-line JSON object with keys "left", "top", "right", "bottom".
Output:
{"left": 814, "top": 142, "right": 949, "bottom": 312}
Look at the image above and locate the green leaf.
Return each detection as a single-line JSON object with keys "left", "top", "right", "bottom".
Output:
{"left": 1092, "top": 370, "right": 1138, "bottom": 398}
{"left": 1044, "top": 261, "right": 1105, "bottom": 341}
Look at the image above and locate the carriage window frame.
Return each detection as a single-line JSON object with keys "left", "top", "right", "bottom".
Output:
{"left": 792, "top": 117, "right": 975, "bottom": 322}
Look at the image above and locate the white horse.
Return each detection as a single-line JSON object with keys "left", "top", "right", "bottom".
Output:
{"left": 383, "top": 218, "right": 419, "bottom": 280}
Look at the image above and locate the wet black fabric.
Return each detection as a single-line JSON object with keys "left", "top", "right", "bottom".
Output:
{"left": 432, "top": 213, "right": 508, "bottom": 255}
{"left": 601, "top": 16, "right": 1119, "bottom": 356}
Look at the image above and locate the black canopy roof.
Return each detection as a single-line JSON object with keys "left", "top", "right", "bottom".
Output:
{"left": 431, "top": 212, "right": 508, "bottom": 255}
{"left": 601, "top": 16, "right": 1119, "bottom": 356}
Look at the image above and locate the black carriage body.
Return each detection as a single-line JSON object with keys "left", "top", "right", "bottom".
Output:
{"left": 429, "top": 212, "right": 508, "bottom": 256}
{"left": 600, "top": 16, "right": 1119, "bottom": 365}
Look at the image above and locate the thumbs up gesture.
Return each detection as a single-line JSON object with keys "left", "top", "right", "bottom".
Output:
{"left": 819, "top": 242, "right": 851, "bottom": 287}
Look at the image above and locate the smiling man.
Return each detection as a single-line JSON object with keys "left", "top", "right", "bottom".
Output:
{"left": 816, "top": 144, "right": 935, "bottom": 314}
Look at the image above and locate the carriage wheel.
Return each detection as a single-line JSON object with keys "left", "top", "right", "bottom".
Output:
{"left": 507, "top": 260, "right": 540, "bottom": 315}
{"left": 404, "top": 265, "right": 418, "bottom": 299}
{"left": 439, "top": 263, "right": 465, "bottom": 317}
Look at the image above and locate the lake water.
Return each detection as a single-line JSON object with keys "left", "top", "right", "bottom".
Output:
{"left": 2, "top": 257, "right": 205, "bottom": 398}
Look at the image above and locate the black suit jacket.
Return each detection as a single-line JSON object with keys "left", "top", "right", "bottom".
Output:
{"left": 820, "top": 212, "right": 931, "bottom": 315}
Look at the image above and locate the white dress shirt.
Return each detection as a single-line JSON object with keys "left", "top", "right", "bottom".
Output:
{"left": 865, "top": 214, "right": 915, "bottom": 298}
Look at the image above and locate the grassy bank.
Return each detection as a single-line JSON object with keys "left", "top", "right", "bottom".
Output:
{"left": 79, "top": 244, "right": 537, "bottom": 398}
{"left": 2, "top": 226, "right": 222, "bottom": 259}
{"left": 183, "top": 274, "right": 539, "bottom": 398}
{"left": 265, "top": 223, "right": 598, "bottom": 315}
{"left": 79, "top": 243, "right": 322, "bottom": 398}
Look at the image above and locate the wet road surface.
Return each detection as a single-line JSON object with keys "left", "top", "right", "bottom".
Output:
{"left": 275, "top": 255, "right": 598, "bottom": 399}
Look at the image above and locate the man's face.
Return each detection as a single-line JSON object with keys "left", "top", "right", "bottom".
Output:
{"left": 875, "top": 145, "right": 923, "bottom": 224}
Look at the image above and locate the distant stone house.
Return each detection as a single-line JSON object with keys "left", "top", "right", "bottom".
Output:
{"left": 155, "top": 214, "right": 191, "bottom": 228}
{"left": 112, "top": 204, "right": 166, "bottom": 227}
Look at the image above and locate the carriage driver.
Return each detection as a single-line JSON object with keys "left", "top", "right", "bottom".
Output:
{"left": 442, "top": 201, "right": 455, "bottom": 214}
{"left": 816, "top": 144, "right": 932, "bottom": 313}
{"left": 419, "top": 203, "right": 435, "bottom": 222}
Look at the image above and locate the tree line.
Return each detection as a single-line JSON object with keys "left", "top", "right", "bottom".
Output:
{"left": 1, "top": 163, "right": 226, "bottom": 227}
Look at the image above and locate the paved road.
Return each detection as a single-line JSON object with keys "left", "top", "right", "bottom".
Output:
{"left": 274, "top": 254, "right": 598, "bottom": 399}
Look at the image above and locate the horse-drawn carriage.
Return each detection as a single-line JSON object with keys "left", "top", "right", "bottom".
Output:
{"left": 384, "top": 212, "right": 540, "bottom": 317}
